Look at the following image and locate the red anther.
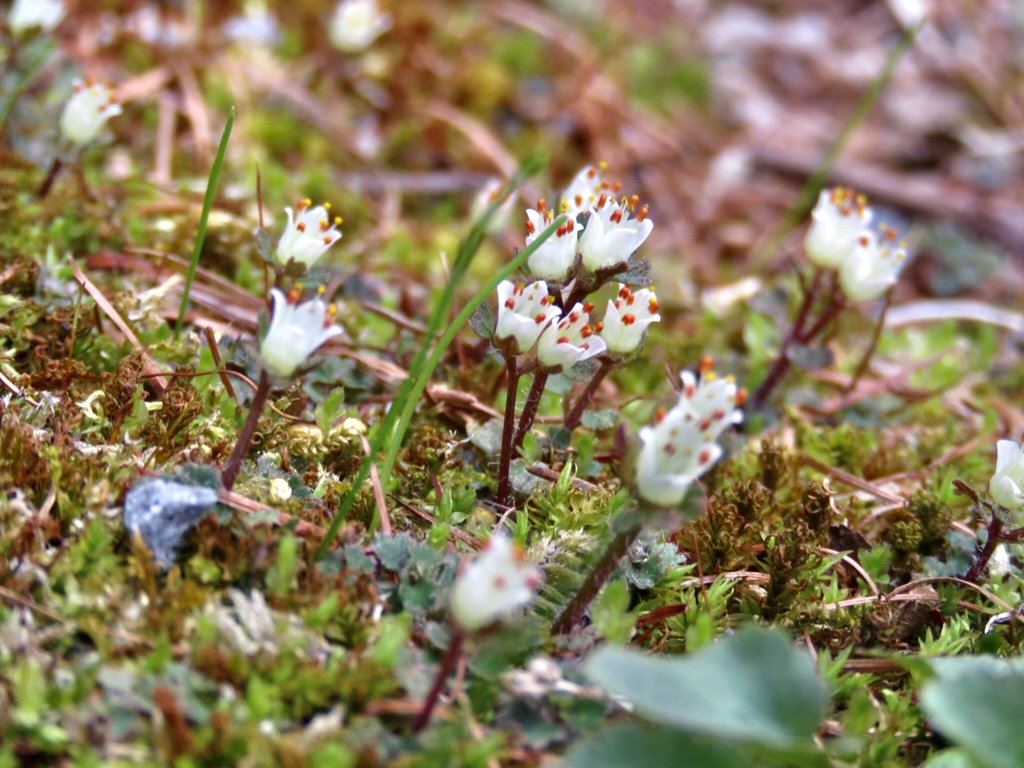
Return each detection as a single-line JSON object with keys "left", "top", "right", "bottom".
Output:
{"left": 593, "top": 321, "right": 604, "bottom": 333}
{"left": 574, "top": 194, "right": 583, "bottom": 208}
{"left": 525, "top": 219, "right": 536, "bottom": 235}
{"left": 649, "top": 299, "right": 660, "bottom": 313}
{"left": 699, "top": 449, "right": 711, "bottom": 464}
{"left": 534, "top": 313, "right": 548, "bottom": 323}
{"left": 736, "top": 388, "right": 748, "bottom": 406}
{"left": 625, "top": 293, "right": 635, "bottom": 306}
{"left": 557, "top": 336, "right": 570, "bottom": 344}
{"left": 566, "top": 220, "right": 575, "bottom": 233}
{"left": 541, "top": 295, "right": 553, "bottom": 305}
{"left": 622, "top": 314, "right": 636, "bottom": 326}
{"left": 627, "top": 194, "right": 639, "bottom": 209}
{"left": 583, "top": 301, "right": 594, "bottom": 313}
{"left": 513, "top": 283, "right": 526, "bottom": 294}
{"left": 598, "top": 193, "right": 608, "bottom": 208}
{"left": 587, "top": 167, "right": 597, "bottom": 179}
{"left": 611, "top": 181, "right": 622, "bottom": 192}
{"left": 636, "top": 205, "right": 649, "bottom": 222}
{"left": 712, "top": 409, "right": 726, "bottom": 420}
{"left": 580, "top": 342, "right": 590, "bottom": 350}
{"left": 610, "top": 209, "right": 623, "bottom": 224}
{"left": 323, "top": 236, "right": 332, "bottom": 245}
{"left": 700, "top": 419, "right": 712, "bottom": 431}
{"left": 297, "top": 222, "right": 306, "bottom": 232}
{"left": 663, "top": 442, "right": 677, "bottom": 456}
{"left": 580, "top": 325, "right": 593, "bottom": 338}
{"left": 569, "top": 312, "right": 580, "bottom": 323}
{"left": 685, "top": 383, "right": 696, "bottom": 398}
{"left": 858, "top": 234, "right": 870, "bottom": 247}
{"left": 619, "top": 285, "right": 631, "bottom": 299}
{"left": 700, "top": 355, "right": 714, "bottom": 374}
{"left": 537, "top": 199, "right": 547, "bottom": 213}
{"left": 505, "top": 298, "right": 516, "bottom": 309}
{"left": 556, "top": 225, "right": 568, "bottom": 237}
{"left": 654, "top": 406, "right": 667, "bottom": 423}
{"left": 286, "top": 287, "right": 302, "bottom": 304}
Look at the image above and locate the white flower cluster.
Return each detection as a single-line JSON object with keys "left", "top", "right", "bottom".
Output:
{"left": 490, "top": 165, "right": 661, "bottom": 369}
{"left": 991, "top": 439, "right": 1024, "bottom": 513}
{"left": 450, "top": 535, "right": 542, "bottom": 632}
{"left": 259, "top": 287, "right": 344, "bottom": 379}
{"left": 275, "top": 199, "right": 343, "bottom": 268}
{"left": 60, "top": 79, "right": 122, "bottom": 146}
{"left": 634, "top": 363, "right": 745, "bottom": 507}
{"left": 524, "top": 165, "right": 653, "bottom": 280}
{"left": 805, "top": 188, "right": 907, "bottom": 302}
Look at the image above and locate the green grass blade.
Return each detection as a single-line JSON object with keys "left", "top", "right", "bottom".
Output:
{"left": 175, "top": 106, "right": 235, "bottom": 335}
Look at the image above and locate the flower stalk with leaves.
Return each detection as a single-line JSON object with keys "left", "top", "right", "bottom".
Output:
{"left": 221, "top": 287, "right": 343, "bottom": 489}
{"left": 751, "top": 187, "right": 909, "bottom": 409}
{"left": 552, "top": 361, "right": 744, "bottom": 634}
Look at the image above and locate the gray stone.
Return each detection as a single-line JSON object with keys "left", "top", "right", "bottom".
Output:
{"left": 123, "top": 478, "right": 220, "bottom": 569}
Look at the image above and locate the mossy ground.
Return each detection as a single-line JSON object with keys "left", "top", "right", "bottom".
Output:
{"left": 2, "top": 3, "right": 1024, "bottom": 766}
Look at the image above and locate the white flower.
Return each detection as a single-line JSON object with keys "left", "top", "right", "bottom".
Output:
{"left": 9, "top": 0, "right": 65, "bottom": 36}
{"left": 887, "top": 0, "right": 928, "bottom": 28}
{"left": 494, "top": 280, "right": 559, "bottom": 353}
{"left": 805, "top": 188, "right": 872, "bottom": 269}
{"left": 450, "top": 535, "right": 542, "bottom": 632}
{"left": 599, "top": 284, "right": 660, "bottom": 354}
{"left": 634, "top": 403, "right": 723, "bottom": 508}
{"left": 838, "top": 226, "right": 905, "bottom": 302}
{"left": 328, "top": 0, "right": 391, "bottom": 52}
{"left": 990, "top": 439, "right": 1024, "bottom": 512}
{"left": 59, "top": 80, "right": 122, "bottom": 145}
{"left": 536, "top": 302, "right": 606, "bottom": 370}
{"left": 525, "top": 207, "right": 579, "bottom": 280}
{"left": 560, "top": 165, "right": 605, "bottom": 220}
{"left": 259, "top": 288, "right": 344, "bottom": 378}
{"left": 471, "top": 178, "right": 516, "bottom": 234}
{"left": 677, "top": 365, "right": 745, "bottom": 442}
{"left": 578, "top": 194, "right": 653, "bottom": 271}
{"left": 275, "top": 200, "right": 342, "bottom": 268}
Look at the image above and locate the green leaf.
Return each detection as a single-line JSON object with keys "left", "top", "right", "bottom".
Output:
{"left": 920, "top": 656, "right": 1024, "bottom": 768}
{"left": 581, "top": 409, "right": 619, "bottom": 430}
{"left": 315, "top": 386, "right": 347, "bottom": 435}
{"left": 591, "top": 580, "right": 638, "bottom": 643}
{"left": 469, "top": 300, "right": 494, "bottom": 341}
{"left": 562, "top": 723, "right": 749, "bottom": 768}
{"left": 254, "top": 227, "right": 274, "bottom": 263}
{"left": 921, "top": 749, "right": 981, "bottom": 768}
{"left": 584, "top": 627, "right": 828, "bottom": 749}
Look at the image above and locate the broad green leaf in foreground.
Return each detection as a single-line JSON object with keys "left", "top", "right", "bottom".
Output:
{"left": 920, "top": 656, "right": 1024, "bottom": 768}
{"left": 561, "top": 723, "right": 749, "bottom": 768}
{"left": 584, "top": 627, "right": 828, "bottom": 749}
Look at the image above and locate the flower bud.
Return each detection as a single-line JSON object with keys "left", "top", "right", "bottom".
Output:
{"left": 60, "top": 80, "right": 122, "bottom": 146}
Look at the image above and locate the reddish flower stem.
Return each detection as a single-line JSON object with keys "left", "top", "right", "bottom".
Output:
{"left": 563, "top": 359, "right": 614, "bottom": 432}
{"left": 412, "top": 627, "right": 465, "bottom": 734}
{"left": 495, "top": 357, "right": 521, "bottom": 508}
{"left": 551, "top": 521, "right": 643, "bottom": 635}
{"left": 221, "top": 370, "right": 271, "bottom": 490}
{"left": 513, "top": 371, "right": 549, "bottom": 450}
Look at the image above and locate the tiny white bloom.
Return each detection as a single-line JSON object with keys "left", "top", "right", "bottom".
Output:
{"left": 677, "top": 365, "right": 745, "bottom": 442}
{"left": 599, "top": 284, "right": 660, "bottom": 355}
{"left": 560, "top": 164, "right": 605, "bottom": 220}
{"left": 328, "top": 0, "right": 391, "bottom": 53}
{"left": 805, "top": 188, "right": 872, "bottom": 269}
{"left": 471, "top": 178, "right": 516, "bottom": 234}
{"left": 525, "top": 207, "right": 579, "bottom": 280}
{"left": 9, "top": 0, "right": 65, "bottom": 36}
{"left": 578, "top": 195, "right": 653, "bottom": 272}
{"left": 634, "top": 404, "right": 723, "bottom": 508}
{"left": 450, "top": 535, "right": 542, "bottom": 632}
{"left": 887, "top": 0, "right": 928, "bottom": 29}
{"left": 60, "top": 80, "right": 122, "bottom": 146}
{"left": 494, "top": 280, "right": 559, "bottom": 353}
{"left": 275, "top": 200, "right": 342, "bottom": 268}
{"left": 259, "top": 288, "right": 344, "bottom": 379}
{"left": 536, "top": 302, "right": 606, "bottom": 370}
{"left": 838, "top": 226, "right": 905, "bottom": 302}
{"left": 990, "top": 439, "right": 1024, "bottom": 512}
